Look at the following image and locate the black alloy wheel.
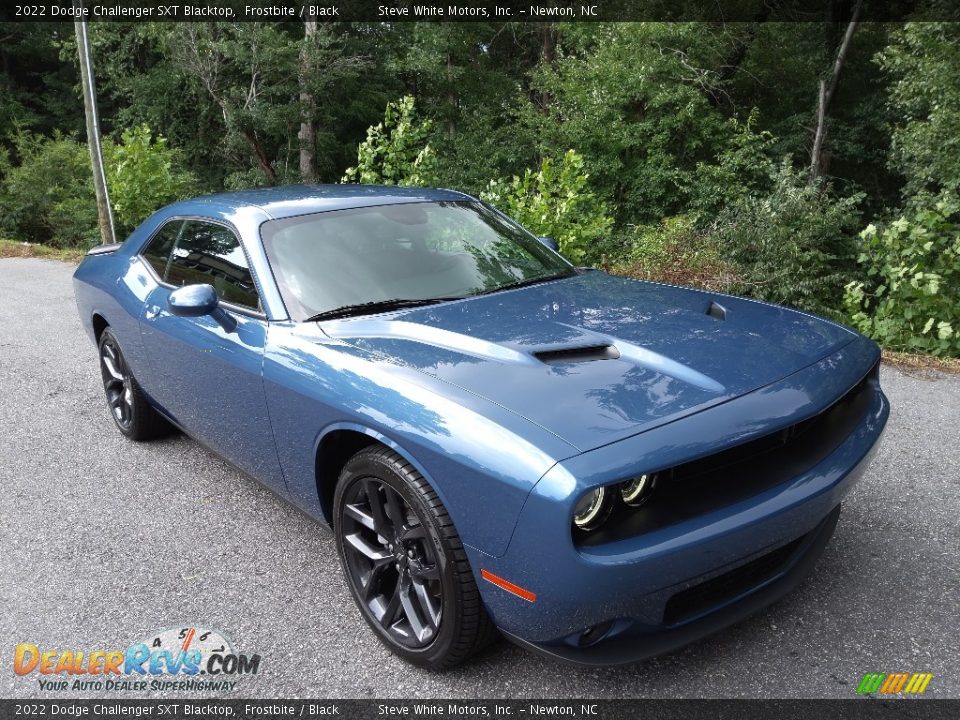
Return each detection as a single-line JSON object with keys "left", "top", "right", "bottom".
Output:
{"left": 100, "top": 332, "right": 134, "bottom": 430}
{"left": 340, "top": 475, "right": 443, "bottom": 647}
{"left": 333, "top": 446, "right": 497, "bottom": 669}
{"left": 97, "top": 328, "right": 169, "bottom": 440}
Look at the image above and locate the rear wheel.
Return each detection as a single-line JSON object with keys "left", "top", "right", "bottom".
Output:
{"left": 98, "top": 328, "right": 169, "bottom": 440}
{"left": 333, "top": 446, "right": 497, "bottom": 670}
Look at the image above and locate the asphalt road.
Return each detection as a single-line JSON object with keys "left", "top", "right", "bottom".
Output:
{"left": 1, "top": 257, "right": 958, "bottom": 700}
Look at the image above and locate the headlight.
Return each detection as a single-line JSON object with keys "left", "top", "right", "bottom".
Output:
{"left": 573, "top": 487, "right": 611, "bottom": 531}
{"left": 620, "top": 473, "right": 656, "bottom": 507}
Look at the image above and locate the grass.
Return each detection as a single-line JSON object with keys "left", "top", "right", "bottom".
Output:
{"left": 882, "top": 350, "right": 960, "bottom": 375}
{"left": 0, "top": 238, "right": 86, "bottom": 263}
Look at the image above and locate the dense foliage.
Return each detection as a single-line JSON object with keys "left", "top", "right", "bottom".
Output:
{"left": 103, "top": 125, "right": 196, "bottom": 237}
{"left": 0, "top": 131, "right": 97, "bottom": 247}
{"left": 342, "top": 96, "right": 437, "bottom": 187}
{"left": 0, "top": 19, "right": 956, "bottom": 354}
{"left": 845, "top": 200, "right": 960, "bottom": 356}
{"left": 481, "top": 150, "right": 613, "bottom": 265}
{"left": 714, "top": 163, "right": 864, "bottom": 320}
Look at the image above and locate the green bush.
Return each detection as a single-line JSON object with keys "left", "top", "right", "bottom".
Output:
{"left": 0, "top": 132, "right": 98, "bottom": 247}
{"left": 342, "top": 96, "right": 437, "bottom": 187}
{"left": 844, "top": 199, "right": 960, "bottom": 356}
{"left": 481, "top": 149, "right": 613, "bottom": 265}
{"left": 0, "top": 126, "right": 195, "bottom": 247}
{"left": 689, "top": 112, "right": 779, "bottom": 215}
{"left": 104, "top": 125, "right": 197, "bottom": 236}
{"left": 713, "top": 162, "right": 864, "bottom": 319}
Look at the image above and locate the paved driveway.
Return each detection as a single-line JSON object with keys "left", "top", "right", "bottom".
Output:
{"left": 1, "top": 257, "right": 957, "bottom": 698}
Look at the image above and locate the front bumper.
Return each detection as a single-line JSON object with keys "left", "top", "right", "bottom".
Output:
{"left": 502, "top": 503, "right": 842, "bottom": 665}
{"left": 466, "top": 337, "right": 888, "bottom": 665}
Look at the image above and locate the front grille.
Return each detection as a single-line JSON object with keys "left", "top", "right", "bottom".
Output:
{"left": 663, "top": 536, "right": 804, "bottom": 626}
{"left": 577, "top": 361, "right": 878, "bottom": 547}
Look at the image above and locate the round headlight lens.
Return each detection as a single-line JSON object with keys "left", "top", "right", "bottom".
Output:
{"left": 573, "top": 487, "right": 610, "bottom": 531}
{"left": 620, "top": 473, "right": 656, "bottom": 507}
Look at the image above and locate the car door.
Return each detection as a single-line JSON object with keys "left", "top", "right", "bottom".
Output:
{"left": 137, "top": 218, "right": 287, "bottom": 496}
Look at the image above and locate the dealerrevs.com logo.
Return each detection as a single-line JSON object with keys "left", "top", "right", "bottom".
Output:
{"left": 13, "top": 627, "right": 260, "bottom": 692}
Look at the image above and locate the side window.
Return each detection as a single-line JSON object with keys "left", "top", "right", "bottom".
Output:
{"left": 166, "top": 221, "right": 261, "bottom": 311}
{"left": 141, "top": 220, "right": 183, "bottom": 279}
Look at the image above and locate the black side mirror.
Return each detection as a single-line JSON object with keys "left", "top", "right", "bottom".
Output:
{"left": 168, "top": 284, "right": 237, "bottom": 333}
{"left": 538, "top": 236, "right": 559, "bottom": 252}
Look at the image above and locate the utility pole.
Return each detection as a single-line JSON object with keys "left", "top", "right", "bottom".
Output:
{"left": 298, "top": 18, "right": 318, "bottom": 184}
{"left": 74, "top": 1, "right": 115, "bottom": 244}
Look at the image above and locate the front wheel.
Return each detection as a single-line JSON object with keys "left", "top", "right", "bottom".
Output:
{"left": 333, "top": 446, "right": 497, "bottom": 670}
{"left": 98, "top": 328, "right": 170, "bottom": 440}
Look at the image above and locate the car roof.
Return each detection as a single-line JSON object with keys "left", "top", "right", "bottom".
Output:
{"left": 164, "top": 184, "right": 476, "bottom": 221}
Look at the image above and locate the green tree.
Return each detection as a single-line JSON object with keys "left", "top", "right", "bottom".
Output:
{"left": 0, "top": 131, "right": 96, "bottom": 247}
{"left": 713, "top": 162, "right": 864, "bottom": 318}
{"left": 103, "top": 125, "right": 196, "bottom": 236}
{"left": 523, "top": 23, "right": 737, "bottom": 225}
{"left": 481, "top": 149, "right": 613, "bottom": 264}
{"left": 878, "top": 22, "right": 960, "bottom": 200}
{"left": 342, "top": 95, "right": 437, "bottom": 187}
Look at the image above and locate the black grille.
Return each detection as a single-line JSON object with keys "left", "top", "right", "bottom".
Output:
{"left": 577, "top": 361, "right": 878, "bottom": 547}
{"left": 663, "top": 536, "right": 804, "bottom": 625}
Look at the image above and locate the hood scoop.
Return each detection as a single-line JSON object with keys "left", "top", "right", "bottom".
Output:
{"left": 706, "top": 301, "right": 727, "bottom": 321}
{"left": 533, "top": 344, "right": 620, "bottom": 365}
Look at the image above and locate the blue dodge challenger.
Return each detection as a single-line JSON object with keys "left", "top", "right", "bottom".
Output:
{"left": 73, "top": 185, "right": 888, "bottom": 669}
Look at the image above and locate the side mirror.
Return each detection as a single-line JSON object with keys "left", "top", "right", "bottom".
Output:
{"left": 538, "top": 236, "right": 559, "bottom": 252}
{"left": 168, "top": 284, "right": 236, "bottom": 333}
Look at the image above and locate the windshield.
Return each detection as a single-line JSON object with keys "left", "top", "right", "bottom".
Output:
{"left": 260, "top": 201, "right": 575, "bottom": 321}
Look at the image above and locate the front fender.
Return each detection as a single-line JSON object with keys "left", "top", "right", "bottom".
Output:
{"left": 263, "top": 322, "right": 578, "bottom": 557}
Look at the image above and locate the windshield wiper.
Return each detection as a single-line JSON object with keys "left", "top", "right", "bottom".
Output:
{"left": 304, "top": 297, "right": 464, "bottom": 322}
{"left": 478, "top": 272, "right": 574, "bottom": 296}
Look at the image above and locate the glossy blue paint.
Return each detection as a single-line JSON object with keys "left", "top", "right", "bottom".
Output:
{"left": 260, "top": 320, "right": 574, "bottom": 555}
{"left": 73, "top": 185, "right": 888, "bottom": 665}
{"left": 167, "top": 283, "right": 219, "bottom": 316}
{"left": 469, "top": 336, "right": 887, "bottom": 648}
{"left": 325, "top": 270, "right": 857, "bottom": 451}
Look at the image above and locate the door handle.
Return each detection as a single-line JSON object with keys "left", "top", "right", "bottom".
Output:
{"left": 144, "top": 305, "right": 161, "bottom": 320}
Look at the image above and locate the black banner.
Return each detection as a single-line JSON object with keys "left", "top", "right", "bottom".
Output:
{"left": 1, "top": 0, "right": 959, "bottom": 23}
{"left": 2, "top": 700, "right": 959, "bottom": 720}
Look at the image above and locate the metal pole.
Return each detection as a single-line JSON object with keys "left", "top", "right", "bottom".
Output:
{"left": 74, "top": 1, "right": 116, "bottom": 244}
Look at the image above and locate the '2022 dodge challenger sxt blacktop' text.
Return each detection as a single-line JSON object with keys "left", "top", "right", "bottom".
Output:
{"left": 73, "top": 185, "right": 888, "bottom": 669}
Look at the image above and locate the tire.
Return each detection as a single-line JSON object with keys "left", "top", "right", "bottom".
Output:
{"left": 98, "top": 327, "right": 170, "bottom": 441}
{"left": 333, "top": 446, "right": 498, "bottom": 670}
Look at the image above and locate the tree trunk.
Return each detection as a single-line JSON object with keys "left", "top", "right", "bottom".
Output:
{"left": 74, "top": 6, "right": 115, "bottom": 245}
{"left": 446, "top": 51, "right": 457, "bottom": 140}
{"left": 810, "top": 0, "right": 862, "bottom": 180}
{"left": 539, "top": 23, "right": 556, "bottom": 113}
{"left": 241, "top": 129, "right": 278, "bottom": 184}
{"left": 299, "top": 19, "right": 318, "bottom": 184}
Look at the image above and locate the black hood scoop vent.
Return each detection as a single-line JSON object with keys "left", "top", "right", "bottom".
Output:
{"left": 533, "top": 344, "right": 620, "bottom": 365}
{"left": 706, "top": 301, "right": 727, "bottom": 321}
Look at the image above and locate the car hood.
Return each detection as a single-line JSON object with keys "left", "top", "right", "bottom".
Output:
{"left": 321, "top": 271, "right": 856, "bottom": 452}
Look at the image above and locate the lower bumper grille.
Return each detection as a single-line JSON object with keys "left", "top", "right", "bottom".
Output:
{"left": 663, "top": 535, "right": 804, "bottom": 626}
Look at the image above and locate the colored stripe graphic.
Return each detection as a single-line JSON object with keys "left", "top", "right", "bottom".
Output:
{"left": 885, "top": 673, "right": 909, "bottom": 693}
{"left": 905, "top": 673, "right": 933, "bottom": 694}
{"left": 857, "top": 673, "right": 885, "bottom": 694}
{"left": 857, "top": 672, "right": 933, "bottom": 695}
